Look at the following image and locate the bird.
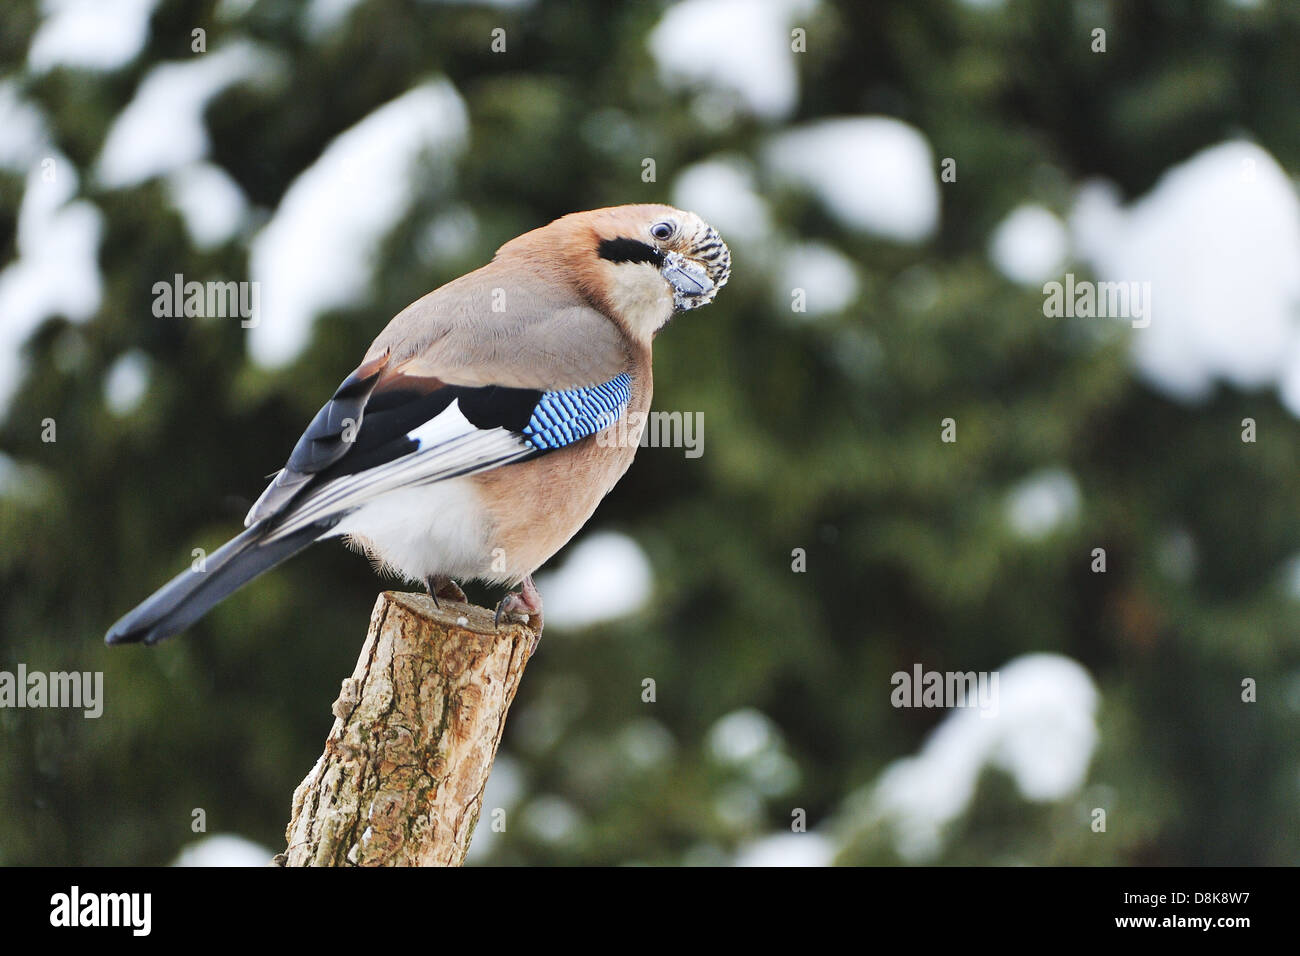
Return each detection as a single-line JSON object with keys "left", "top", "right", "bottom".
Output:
{"left": 105, "top": 204, "right": 731, "bottom": 647}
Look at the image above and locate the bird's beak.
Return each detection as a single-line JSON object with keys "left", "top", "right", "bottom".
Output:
{"left": 661, "top": 251, "right": 715, "bottom": 308}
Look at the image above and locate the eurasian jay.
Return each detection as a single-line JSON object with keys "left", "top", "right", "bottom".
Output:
{"left": 105, "top": 204, "right": 731, "bottom": 646}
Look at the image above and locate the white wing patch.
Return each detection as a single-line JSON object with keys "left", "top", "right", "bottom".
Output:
{"left": 407, "top": 399, "right": 476, "bottom": 449}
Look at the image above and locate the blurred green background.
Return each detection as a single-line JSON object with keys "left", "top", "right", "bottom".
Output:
{"left": 2, "top": 0, "right": 1299, "bottom": 866}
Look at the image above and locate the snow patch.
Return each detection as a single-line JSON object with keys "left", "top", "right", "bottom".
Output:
{"left": 765, "top": 117, "right": 939, "bottom": 241}
{"left": 248, "top": 79, "right": 468, "bottom": 367}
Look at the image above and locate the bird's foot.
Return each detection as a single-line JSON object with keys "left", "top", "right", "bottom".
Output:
{"left": 494, "top": 575, "right": 543, "bottom": 656}
{"left": 424, "top": 574, "right": 467, "bottom": 607}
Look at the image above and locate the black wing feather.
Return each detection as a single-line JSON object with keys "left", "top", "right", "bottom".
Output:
{"left": 283, "top": 364, "right": 385, "bottom": 476}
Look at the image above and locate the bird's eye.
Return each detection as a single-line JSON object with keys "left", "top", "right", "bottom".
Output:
{"left": 651, "top": 221, "right": 675, "bottom": 241}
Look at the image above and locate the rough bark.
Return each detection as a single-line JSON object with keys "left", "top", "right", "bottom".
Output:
{"left": 278, "top": 591, "right": 535, "bottom": 866}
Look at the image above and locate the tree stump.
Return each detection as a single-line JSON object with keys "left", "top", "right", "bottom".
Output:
{"left": 278, "top": 591, "right": 535, "bottom": 866}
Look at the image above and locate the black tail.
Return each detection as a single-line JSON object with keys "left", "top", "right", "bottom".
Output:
{"left": 105, "top": 522, "right": 323, "bottom": 646}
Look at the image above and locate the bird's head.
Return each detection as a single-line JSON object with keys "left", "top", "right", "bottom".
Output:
{"left": 591, "top": 204, "right": 731, "bottom": 312}
{"left": 506, "top": 204, "right": 731, "bottom": 343}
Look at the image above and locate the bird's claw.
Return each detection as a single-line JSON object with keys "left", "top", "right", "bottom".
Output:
{"left": 494, "top": 575, "right": 543, "bottom": 656}
{"left": 425, "top": 575, "right": 467, "bottom": 608}
{"left": 493, "top": 592, "right": 529, "bottom": 627}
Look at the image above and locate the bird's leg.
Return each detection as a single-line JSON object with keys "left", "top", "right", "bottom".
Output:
{"left": 494, "top": 574, "right": 544, "bottom": 654}
{"left": 424, "top": 574, "right": 467, "bottom": 607}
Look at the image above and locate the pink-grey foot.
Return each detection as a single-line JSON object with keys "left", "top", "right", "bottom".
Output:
{"left": 495, "top": 574, "right": 544, "bottom": 654}
{"left": 425, "top": 574, "right": 467, "bottom": 607}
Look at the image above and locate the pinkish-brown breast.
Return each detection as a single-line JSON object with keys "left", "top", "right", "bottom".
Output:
{"left": 470, "top": 362, "right": 653, "bottom": 583}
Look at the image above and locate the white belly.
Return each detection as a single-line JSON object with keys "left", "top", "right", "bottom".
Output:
{"left": 323, "top": 477, "right": 496, "bottom": 584}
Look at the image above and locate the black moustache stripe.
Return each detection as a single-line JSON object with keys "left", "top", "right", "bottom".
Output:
{"left": 598, "top": 237, "right": 665, "bottom": 267}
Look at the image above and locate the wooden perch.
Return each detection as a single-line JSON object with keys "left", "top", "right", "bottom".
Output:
{"left": 278, "top": 591, "right": 536, "bottom": 867}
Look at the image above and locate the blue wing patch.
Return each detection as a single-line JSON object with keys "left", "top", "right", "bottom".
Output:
{"left": 523, "top": 373, "right": 632, "bottom": 451}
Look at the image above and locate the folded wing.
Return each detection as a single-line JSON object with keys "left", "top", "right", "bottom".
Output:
{"left": 246, "top": 358, "right": 632, "bottom": 541}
